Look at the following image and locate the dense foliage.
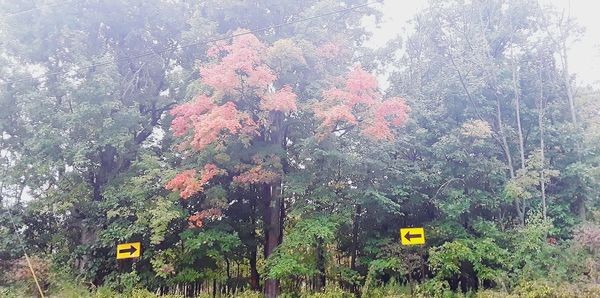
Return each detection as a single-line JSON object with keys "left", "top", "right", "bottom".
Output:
{"left": 0, "top": 0, "right": 598, "bottom": 297}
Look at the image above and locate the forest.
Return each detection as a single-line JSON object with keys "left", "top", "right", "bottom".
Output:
{"left": 0, "top": 0, "right": 599, "bottom": 297}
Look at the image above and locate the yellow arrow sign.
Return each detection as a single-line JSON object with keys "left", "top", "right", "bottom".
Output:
{"left": 116, "top": 242, "right": 141, "bottom": 259}
{"left": 400, "top": 227, "right": 425, "bottom": 245}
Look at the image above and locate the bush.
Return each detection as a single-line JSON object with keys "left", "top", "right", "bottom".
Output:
{"left": 413, "top": 279, "right": 455, "bottom": 298}
{"left": 578, "top": 284, "right": 600, "bottom": 298}
{"left": 129, "top": 288, "right": 180, "bottom": 298}
{"left": 428, "top": 238, "right": 508, "bottom": 291}
{"left": 4, "top": 256, "right": 51, "bottom": 296}
{"left": 46, "top": 269, "right": 91, "bottom": 298}
{"left": 102, "top": 271, "right": 142, "bottom": 293}
{"left": 0, "top": 286, "right": 28, "bottom": 298}
{"left": 512, "top": 280, "right": 600, "bottom": 298}
{"left": 474, "top": 290, "right": 515, "bottom": 298}
{"left": 93, "top": 286, "right": 119, "bottom": 298}
{"left": 231, "top": 290, "right": 263, "bottom": 298}
{"left": 303, "top": 286, "right": 353, "bottom": 298}
{"left": 278, "top": 286, "right": 353, "bottom": 298}
{"left": 92, "top": 287, "right": 183, "bottom": 298}
{"left": 50, "top": 282, "right": 91, "bottom": 298}
{"left": 360, "top": 279, "right": 412, "bottom": 298}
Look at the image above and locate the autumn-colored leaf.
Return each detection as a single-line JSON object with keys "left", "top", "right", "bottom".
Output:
{"left": 188, "top": 208, "right": 223, "bottom": 228}
{"left": 165, "top": 164, "right": 225, "bottom": 199}
{"left": 261, "top": 86, "right": 298, "bottom": 113}
{"left": 315, "top": 65, "right": 409, "bottom": 140}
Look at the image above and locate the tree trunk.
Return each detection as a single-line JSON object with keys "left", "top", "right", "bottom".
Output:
{"left": 263, "top": 110, "right": 286, "bottom": 298}
{"left": 77, "top": 225, "right": 98, "bottom": 275}
{"left": 578, "top": 198, "right": 586, "bottom": 220}
{"left": 249, "top": 196, "right": 261, "bottom": 291}
{"left": 558, "top": 32, "right": 585, "bottom": 220}
{"left": 512, "top": 64, "right": 526, "bottom": 171}
{"left": 538, "top": 70, "right": 547, "bottom": 220}
{"left": 350, "top": 204, "right": 361, "bottom": 271}
{"left": 349, "top": 204, "right": 361, "bottom": 294}
{"left": 315, "top": 237, "right": 326, "bottom": 292}
{"left": 263, "top": 182, "right": 282, "bottom": 298}
{"left": 76, "top": 146, "right": 118, "bottom": 278}
{"left": 495, "top": 96, "right": 524, "bottom": 225}
{"left": 512, "top": 62, "right": 527, "bottom": 226}
{"left": 212, "top": 279, "right": 216, "bottom": 298}
{"left": 249, "top": 241, "right": 260, "bottom": 291}
{"left": 279, "top": 191, "right": 285, "bottom": 245}
{"left": 225, "top": 256, "right": 231, "bottom": 292}
{"left": 560, "top": 44, "right": 577, "bottom": 126}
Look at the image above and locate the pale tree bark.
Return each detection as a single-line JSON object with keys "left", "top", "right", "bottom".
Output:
{"left": 439, "top": 4, "right": 524, "bottom": 225}
{"left": 556, "top": 18, "right": 587, "bottom": 220}
{"left": 558, "top": 36, "right": 587, "bottom": 220}
{"left": 506, "top": 15, "right": 529, "bottom": 225}
{"left": 559, "top": 39, "right": 577, "bottom": 126}
{"left": 446, "top": 34, "right": 524, "bottom": 224}
{"left": 508, "top": 9, "right": 527, "bottom": 173}
{"left": 542, "top": 9, "right": 584, "bottom": 219}
{"left": 512, "top": 60, "right": 526, "bottom": 171}
{"left": 475, "top": 8, "right": 525, "bottom": 225}
{"left": 538, "top": 69, "right": 548, "bottom": 220}
{"left": 495, "top": 95, "right": 524, "bottom": 225}
{"left": 512, "top": 61, "right": 527, "bottom": 225}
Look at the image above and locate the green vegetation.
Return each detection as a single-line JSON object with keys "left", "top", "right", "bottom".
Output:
{"left": 1, "top": 0, "right": 599, "bottom": 297}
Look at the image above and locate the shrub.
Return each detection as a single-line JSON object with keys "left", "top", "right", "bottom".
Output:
{"left": 92, "top": 287, "right": 184, "bottom": 298}
{"left": 45, "top": 269, "right": 92, "bottom": 298}
{"left": 50, "top": 281, "right": 91, "bottom": 298}
{"left": 578, "top": 284, "right": 600, "bottom": 298}
{"left": 303, "top": 286, "right": 353, "bottom": 298}
{"left": 231, "top": 290, "right": 263, "bottom": 298}
{"left": 93, "top": 286, "right": 119, "bottom": 298}
{"left": 428, "top": 238, "right": 508, "bottom": 292}
{"left": 0, "top": 286, "right": 28, "bottom": 298}
{"left": 103, "top": 271, "right": 142, "bottom": 293}
{"left": 361, "top": 279, "right": 412, "bottom": 298}
{"left": 413, "top": 279, "right": 453, "bottom": 298}
{"left": 474, "top": 290, "right": 515, "bottom": 298}
{"left": 512, "top": 280, "right": 600, "bottom": 298}
{"left": 4, "top": 256, "right": 51, "bottom": 296}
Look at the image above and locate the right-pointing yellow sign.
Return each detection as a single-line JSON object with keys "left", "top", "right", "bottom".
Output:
{"left": 116, "top": 242, "right": 141, "bottom": 259}
{"left": 400, "top": 227, "right": 425, "bottom": 245}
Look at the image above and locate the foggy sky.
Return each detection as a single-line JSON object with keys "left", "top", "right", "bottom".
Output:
{"left": 367, "top": 0, "right": 600, "bottom": 87}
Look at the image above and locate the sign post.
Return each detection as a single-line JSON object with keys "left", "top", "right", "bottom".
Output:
{"left": 116, "top": 242, "right": 141, "bottom": 260}
{"left": 400, "top": 227, "right": 425, "bottom": 245}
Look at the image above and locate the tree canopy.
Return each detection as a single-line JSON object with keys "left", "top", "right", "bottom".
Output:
{"left": 0, "top": 0, "right": 599, "bottom": 297}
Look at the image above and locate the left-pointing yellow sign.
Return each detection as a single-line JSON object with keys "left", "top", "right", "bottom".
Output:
{"left": 400, "top": 227, "right": 425, "bottom": 245}
{"left": 116, "top": 242, "right": 141, "bottom": 259}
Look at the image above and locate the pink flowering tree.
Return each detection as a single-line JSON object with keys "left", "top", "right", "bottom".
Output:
{"left": 166, "top": 30, "right": 408, "bottom": 297}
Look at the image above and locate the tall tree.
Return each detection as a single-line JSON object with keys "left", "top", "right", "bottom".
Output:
{"left": 0, "top": 0, "right": 212, "bottom": 282}
{"left": 166, "top": 31, "right": 408, "bottom": 297}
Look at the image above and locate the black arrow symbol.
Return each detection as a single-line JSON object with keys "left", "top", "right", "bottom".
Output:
{"left": 404, "top": 231, "right": 422, "bottom": 242}
{"left": 119, "top": 245, "right": 137, "bottom": 255}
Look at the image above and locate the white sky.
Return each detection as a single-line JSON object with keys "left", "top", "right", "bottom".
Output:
{"left": 367, "top": 0, "right": 600, "bottom": 87}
